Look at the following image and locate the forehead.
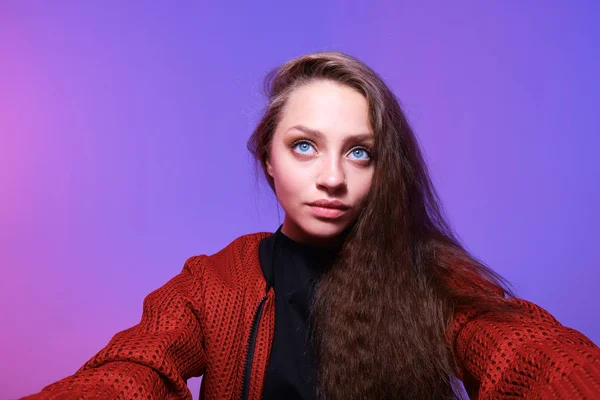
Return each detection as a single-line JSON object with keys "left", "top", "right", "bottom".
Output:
{"left": 277, "top": 80, "right": 372, "bottom": 139}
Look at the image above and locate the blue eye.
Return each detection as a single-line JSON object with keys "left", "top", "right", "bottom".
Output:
{"left": 293, "top": 141, "right": 316, "bottom": 154}
{"left": 348, "top": 148, "right": 370, "bottom": 160}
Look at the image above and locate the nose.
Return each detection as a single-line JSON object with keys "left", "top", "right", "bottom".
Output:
{"left": 316, "top": 156, "right": 347, "bottom": 192}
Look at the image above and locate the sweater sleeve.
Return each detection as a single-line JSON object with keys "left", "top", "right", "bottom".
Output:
{"left": 21, "top": 255, "right": 208, "bottom": 400}
{"left": 451, "top": 298, "right": 600, "bottom": 399}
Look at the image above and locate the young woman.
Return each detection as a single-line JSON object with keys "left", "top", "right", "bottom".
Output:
{"left": 23, "top": 51, "right": 600, "bottom": 400}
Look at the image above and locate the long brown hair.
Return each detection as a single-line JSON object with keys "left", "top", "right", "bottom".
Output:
{"left": 247, "top": 51, "right": 517, "bottom": 399}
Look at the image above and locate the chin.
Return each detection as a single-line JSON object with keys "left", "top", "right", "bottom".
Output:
{"left": 299, "top": 218, "right": 348, "bottom": 240}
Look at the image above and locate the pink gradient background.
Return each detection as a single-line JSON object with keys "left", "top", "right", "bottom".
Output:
{"left": 1, "top": 2, "right": 598, "bottom": 399}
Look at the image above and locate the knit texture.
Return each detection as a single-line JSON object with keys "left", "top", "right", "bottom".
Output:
{"left": 21, "top": 232, "right": 600, "bottom": 399}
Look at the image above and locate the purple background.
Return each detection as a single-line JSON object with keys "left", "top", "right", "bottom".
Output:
{"left": 1, "top": 2, "right": 598, "bottom": 399}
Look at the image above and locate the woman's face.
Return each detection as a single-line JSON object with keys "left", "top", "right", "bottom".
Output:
{"left": 266, "top": 80, "right": 375, "bottom": 246}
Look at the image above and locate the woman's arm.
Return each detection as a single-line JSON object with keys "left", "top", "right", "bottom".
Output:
{"left": 451, "top": 298, "right": 600, "bottom": 399}
{"left": 21, "top": 255, "right": 208, "bottom": 400}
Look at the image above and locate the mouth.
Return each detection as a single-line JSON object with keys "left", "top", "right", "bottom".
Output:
{"left": 308, "top": 205, "right": 348, "bottom": 219}
{"left": 308, "top": 199, "right": 350, "bottom": 209}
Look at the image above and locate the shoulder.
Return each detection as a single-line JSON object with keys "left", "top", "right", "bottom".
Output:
{"left": 211, "top": 231, "right": 273, "bottom": 259}
{"left": 183, "top": 231, "right": 273, "bottom": 276}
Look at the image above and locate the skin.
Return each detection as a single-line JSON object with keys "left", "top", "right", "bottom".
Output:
{"left": 266, "top": 80, "right": 375, "bottom": 247}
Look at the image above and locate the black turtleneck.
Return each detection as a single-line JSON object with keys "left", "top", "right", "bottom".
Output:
{"left": 260, "top": 225, "right": 341, "bottom": 400}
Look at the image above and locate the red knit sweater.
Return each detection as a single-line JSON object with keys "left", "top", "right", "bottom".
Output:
{"left": 21, "top": 232, "right": 600, "bottom": 399}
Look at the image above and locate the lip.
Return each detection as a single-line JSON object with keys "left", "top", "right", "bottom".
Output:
{"left": 307, "top": 199, "right": 350, "bottom": 219}
{"left": 307, "top": 199, "right": 350, "bottom": 210}
{"left": 309, "top": 205, "right": 347, "bottom": 219}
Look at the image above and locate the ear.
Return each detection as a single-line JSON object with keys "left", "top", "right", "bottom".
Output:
{"left": 265, "top": 158, "right": 274, "bottom": 178}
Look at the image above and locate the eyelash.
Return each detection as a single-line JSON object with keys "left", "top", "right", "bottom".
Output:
{"left": 291, "top": 139, "right": 372, "bottom": 160}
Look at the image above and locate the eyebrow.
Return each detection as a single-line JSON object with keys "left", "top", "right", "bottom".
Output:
{"left": 285, "top": 124, "right": 374, "bottom": 144}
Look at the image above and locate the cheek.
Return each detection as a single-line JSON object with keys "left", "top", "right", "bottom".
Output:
{"left": 271, "top": 158, "right": 307, "bottom": 202}
{"left": 274, "top": 170, "right": 304, "bottom": 198}
{"left": 355, "top": 170, "right": 374, "bottom": 201}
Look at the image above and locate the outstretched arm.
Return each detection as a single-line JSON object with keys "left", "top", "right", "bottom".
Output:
{"left": 21, "top": 255, "right": 208, "bottom": 400}
{"left": 451, "top": 298, "right": 600, "bottom": 399}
